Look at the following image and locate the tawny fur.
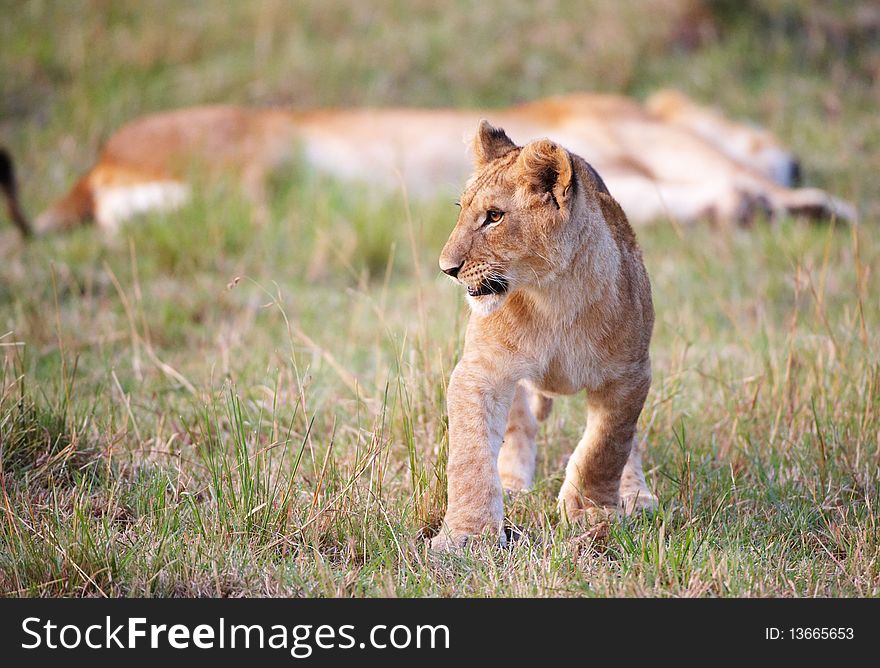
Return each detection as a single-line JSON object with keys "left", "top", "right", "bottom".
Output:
{"left": 646, "top": 89, "right": 802, "bottom": 187}
{"left": 20, "top": 91, "right": 856, "bottom": 235}
{"left": 431, "top": 121, "right": 657, "bottom": 550}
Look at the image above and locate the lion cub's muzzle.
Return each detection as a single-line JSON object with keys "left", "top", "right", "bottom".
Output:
{"left": 467, "top": 276, "right": 508, "bottom": 297}
{"left": 447, "top": 260, "right": 509, "bottom": 298}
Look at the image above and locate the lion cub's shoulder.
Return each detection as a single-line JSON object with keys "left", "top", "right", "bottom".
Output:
{"left": 571, "top": 157, "right": 638, "bottom": 253}
{"left": 596, "top": 191, "right": 639, "bottom": 252}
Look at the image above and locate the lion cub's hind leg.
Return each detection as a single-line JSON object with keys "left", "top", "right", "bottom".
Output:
{"left": 497, "top": 383, "right": 542, "bottom": 492}
{"left": 618, "top": 439, "right": 659, "bottom": 516}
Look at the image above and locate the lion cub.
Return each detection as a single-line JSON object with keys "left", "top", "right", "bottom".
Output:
{"left": 432, "top": 121, "right": 657, "bottom": 549}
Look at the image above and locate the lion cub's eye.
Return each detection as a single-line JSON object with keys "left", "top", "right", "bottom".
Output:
{"left": 483, "top": 209, "right": 504, "bottom": 226}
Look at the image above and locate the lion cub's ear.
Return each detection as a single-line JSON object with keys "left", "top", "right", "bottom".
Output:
{"left": 518, "top": 138, "right": 573, "bottom": 209}
{"left": 472, "top": 119, "right": 518, "bottom": 166}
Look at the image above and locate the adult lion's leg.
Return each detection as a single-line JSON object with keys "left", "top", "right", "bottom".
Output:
{"left": 497, "top": 383, "right": 540, "bottom": 492}
{"left": 431, "top": 362, "right": 517, "bottom": 550}
{"left": 771, "top": 186, "right": 857, "bottom": 224}
{"left": 557, "top": 373, "right": 649, "bottom": 526}
{"left": 618, "top": 438, "right": 658, "bottom": 515}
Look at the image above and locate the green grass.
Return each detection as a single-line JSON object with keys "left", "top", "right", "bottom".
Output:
{"left": 1, "top": 0, "right": 879, "bottom": 597}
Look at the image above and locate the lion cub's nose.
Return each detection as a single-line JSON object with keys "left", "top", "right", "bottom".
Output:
{"left": 440, "top": 261, "right": 462, "bottom": 279}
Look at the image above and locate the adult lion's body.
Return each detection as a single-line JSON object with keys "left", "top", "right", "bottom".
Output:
{"left": 14, "top": 91, "right": 855, "bottom": 235}
{"left": 431, "top": 121, "right": 656, "bottom": 549}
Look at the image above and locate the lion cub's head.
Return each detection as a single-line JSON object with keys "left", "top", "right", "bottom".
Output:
{"left": 440, "top": 120, "right": 590, "bottom": 316}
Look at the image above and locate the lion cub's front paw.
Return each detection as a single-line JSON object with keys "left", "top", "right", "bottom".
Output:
{"left": 429, "top": 523, "right": 507, "bottom": 552}
{"left": 557, "top": 487, "right": 620, "bottom": 526}
{"left": 429, "top": 531, "right": 468, "bottom": 552}
{"left": 573, "top": 521, "right": 610, "bottom": 544}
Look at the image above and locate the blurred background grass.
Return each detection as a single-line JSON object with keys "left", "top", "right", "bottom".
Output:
{"left": 3, "top": 0, "right": 879, "bottom": 216}
{"left": 0, "top": 0, "right": 878, "bottom": 596}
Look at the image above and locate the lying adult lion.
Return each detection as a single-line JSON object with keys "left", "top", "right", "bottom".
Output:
{"left": 3, "top": 90, "right": 855, "bottom": 235}
{"left": 432, "top": 120, "right": 656, "bottom": 549}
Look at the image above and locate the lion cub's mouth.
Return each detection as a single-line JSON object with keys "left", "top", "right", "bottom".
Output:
{"left": 467, "top": 276, "right": 509, "bottom": 297}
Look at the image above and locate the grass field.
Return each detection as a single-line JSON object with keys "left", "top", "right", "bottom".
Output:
{"left": 1, "top": 0, "right": 879, "bottom": 597}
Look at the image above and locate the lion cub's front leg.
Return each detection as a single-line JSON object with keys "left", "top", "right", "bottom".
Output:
{"left": 431, "top": 362, "right": 516, "bottom": 550}
{"left": 557, "top": 375, "right": 651, "bottom": 525}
